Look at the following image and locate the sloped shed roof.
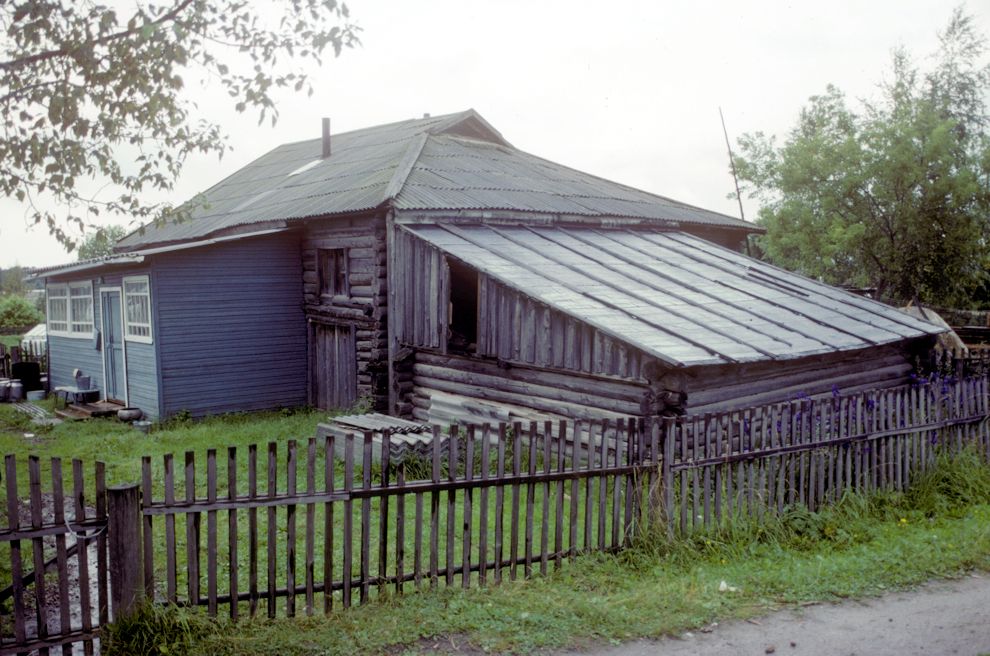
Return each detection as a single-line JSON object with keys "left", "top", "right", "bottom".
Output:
{"left": 404, "top": 224, "right": 943, "bottom": 368}
{"left": 117, "top": 110, "right": 756, "bottom": 250}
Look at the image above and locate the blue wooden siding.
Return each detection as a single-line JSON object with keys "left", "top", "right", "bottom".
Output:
{"left": 154, "top": 233, "right": 307, "bottom": 417}
{"left": 124, "top": 341, "right": 160, "bottom": 420}
{"left": 47, "top": 278, "right": 104, "bottom": 394}
{"left": 46, "top": 270, "right": 163, "bottom": 420}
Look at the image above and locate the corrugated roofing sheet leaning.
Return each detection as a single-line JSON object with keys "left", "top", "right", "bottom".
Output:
{"left": 403, "top": 224, "right": 943, "bottom": 368}
{"left": 117, "top": 110, "right": 756, "bottom": 250}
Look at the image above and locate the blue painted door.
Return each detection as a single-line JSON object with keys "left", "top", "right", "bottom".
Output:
{"left": 102, "top": 291, "right": 126, "bottom": 402}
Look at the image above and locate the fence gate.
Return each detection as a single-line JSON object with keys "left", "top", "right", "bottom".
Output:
{"left": 0, "top": 456, "right": 108, "bottom": 655}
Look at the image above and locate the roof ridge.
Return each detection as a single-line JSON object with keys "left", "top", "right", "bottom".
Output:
{"left": 381, "top": 133, "right": 430, "bottom": 203}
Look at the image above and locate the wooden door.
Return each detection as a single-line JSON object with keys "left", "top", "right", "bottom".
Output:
{"left": 310, "top": 322, "right": 357, "bottom": 409}
{"left": 101, "top": 290, "right": 127, "bottom": 403}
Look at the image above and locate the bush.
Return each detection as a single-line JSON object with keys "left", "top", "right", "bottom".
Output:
{"left": 0, "top": 295, "right": 42, "bottom": 332}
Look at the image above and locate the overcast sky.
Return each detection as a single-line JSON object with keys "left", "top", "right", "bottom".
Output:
{"left": 1, "top": 0, "right": 985, "bottom": 269}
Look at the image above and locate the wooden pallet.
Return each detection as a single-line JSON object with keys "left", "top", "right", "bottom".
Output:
{"left": 55, "top": 400, "right": 124, "bottom": 420}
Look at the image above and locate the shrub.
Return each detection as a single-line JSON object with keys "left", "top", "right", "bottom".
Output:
{"left": 0, "top": 295, "right": 42, "bottom": 332}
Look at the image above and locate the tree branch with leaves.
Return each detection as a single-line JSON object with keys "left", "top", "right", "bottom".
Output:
{"left": 1, "top": 0, "right": 359, "bottom": 250}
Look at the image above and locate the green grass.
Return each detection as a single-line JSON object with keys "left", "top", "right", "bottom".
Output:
{"left": 133, "top": 448, "right": 990, "bottom": 655}
{"left": 175, "top": 502, "right": 990, "bottom": 656}
{"left": 5, "top": 405, "right": 989, "bottom": 655}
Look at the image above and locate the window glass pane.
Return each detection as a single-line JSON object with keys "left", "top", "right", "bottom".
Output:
{"left": 124, "top": 277, "right": 152, "bottom": 340}
{"left": 68, "top": 283, "right": 93, "bottom": 334}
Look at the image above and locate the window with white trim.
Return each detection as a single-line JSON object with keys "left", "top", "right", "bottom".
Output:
{"left": 47, "top": 281, "right": 94, "bottom": 337}
{"left": 69, "top": 282, "right": 94, "bottom": 334}
{"left": 123, "top": 276, "right": 153, "bottom": 342}
{"left": 47, "top": 285, "right": 69, "bottom": 333}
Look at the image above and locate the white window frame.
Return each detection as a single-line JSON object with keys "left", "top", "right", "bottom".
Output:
{"left": 48, "top": 281, "right": 94, "bottom": 338}
{"left": 47, "top": 284, "right": 69, "bottom": 334}
{"left": 122, "top": 275, "right": 153, "bottom": 344}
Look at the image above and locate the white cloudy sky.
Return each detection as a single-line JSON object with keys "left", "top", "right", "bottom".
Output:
{"left": 1, "top": 0, "right": 985, "bottom": 268}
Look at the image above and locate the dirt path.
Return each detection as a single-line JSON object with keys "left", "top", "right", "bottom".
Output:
{"left": 560, "top": 573, "right": 990, "bottom": 656}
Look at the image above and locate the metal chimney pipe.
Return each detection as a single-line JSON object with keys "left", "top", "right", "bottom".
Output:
{"left": 322, "top": 118, "right": 331, "bottom": 158}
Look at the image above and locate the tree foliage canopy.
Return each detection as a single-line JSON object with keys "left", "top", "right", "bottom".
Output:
{"left": 1, "top": 0, "right": 358, "bottom": 249}
{"left": 735, "top": 8, "right": 990, "bottom": 306}
{"left": 77, "top": 224, "right": 128, "bottom": 260}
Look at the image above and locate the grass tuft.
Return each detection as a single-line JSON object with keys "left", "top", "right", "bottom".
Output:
{"left": 101, "top": 603, "right": 216, "bottom": 656}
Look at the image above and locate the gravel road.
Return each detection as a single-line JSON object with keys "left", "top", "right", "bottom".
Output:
{"left": 560, "top": 573, "right": 990, "bottom": 656}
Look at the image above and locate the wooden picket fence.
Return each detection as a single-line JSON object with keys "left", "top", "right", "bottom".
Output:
{"left": 2, "top": 374, "right": 989, "bottom": 653}
{"left": 0, "top": 457, "right": 108, "bottom": 655}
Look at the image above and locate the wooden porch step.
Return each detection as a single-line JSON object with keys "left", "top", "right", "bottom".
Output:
{"left": 56, "top": 401, "right": 124, "bottom": 420}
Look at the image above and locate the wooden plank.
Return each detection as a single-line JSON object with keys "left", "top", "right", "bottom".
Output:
{"left": 396, "top": 460, "right": 406, "bottom": 595}
{"left": 524, "top": 422, "right": 537, "bottom": 578}
{"left": 494, "top": 423, "right": 507, "bottom": 585}
{"left": 266, "top": 443, "right": 277, "bottom": 618}
{"left": 141, "top": 456, "right": 155, "bottom": 603}
{"left": 611, "top": 421, "right": 623, "bottom": 548}
{"left": 360, "top": 433, "right": 372, "bottom": 603}
{"left": 286, "top": 440, "right": 298, "bottom": 616}
{"left": 509, "top": 422, "right": 522, "bottom": 580}
{"left": 72, "top": 459, "right": 94, "bottom": 656}
{"left": 446, "top": 426, "right": 458, "bottom": 587}
{"left": 555, "top": 420, "right": 566, "bottom": 569}
{"left": 479, "top": 424, "right": 491, "bottom": 585}
{"left": 304, "top": 439, "right": 316, "bottom": 615}
{"left": 227, "top": 447, "right": 239, "bottom": 621}
{"left": 598, "top": 419, "right": 609, "bottom": 549}
{"left": 4, "top": 457, "right": 26, "bottom": 645}
{"left": 462, "top": 425, "right": 475, "bottom": 588}
{"left": 185, "top": 452, "right": 200, "bottom": 610}
{"left": 51, "top": 459, "right": 72, "bottom": 656}
{"left": 540, "top": 421, "right": 552, "bottom": 576}
{"left": 569, "top": 420, "right": 581, "bottom": 560}
{"left": 342, "top": 435, "right": 354, "bottom": 608}
{"left": 248, "top": 445, "right": 259, "bottom": 617}
{"left": 162, "top": 454, "right": 177, "bottom": 604}
{"left": 28, "top": 457, "right": 49, "bottom": 651}
{"left": 379, "top": 432, "right": 391, "bottom": 598}
{"left": 206, "top": 449, "right": 218, "bottom": 617}
{"left": 584, "top": 421, "right": 596, "bottom": 549}
{"left": 96, "top": 462, "right": 108, "bottom": 626}
{"left": 430, "top": 425, "right": 441, "bottom": 588}
{"left": 323, "top": 435, "right": 335, "bottom": 613}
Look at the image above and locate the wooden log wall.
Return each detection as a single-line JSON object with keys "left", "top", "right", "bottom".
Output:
{"left": 406, "top": 351, "right": 650, "bottom": 427}
{"left": 477, "top": 275, "right": 645, "bottom": 379}
{"left": 302, "top": 215, "right": 389, "bottom": 410}
{"left": 683, "top": 344, "right": 918, "bottom": 415}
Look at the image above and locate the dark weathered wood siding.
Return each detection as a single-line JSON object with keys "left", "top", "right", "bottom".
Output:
{"left": 154, "top": 233, "right": 307, "bottom": 418}
{"left": 407, "top": 351, "right": 649, "bottom": 425}
{"left": 392, "top": 225, "right": 447, "bottom": 351}
{"left": 683, "top": 343, "right": 920, "bottom": 414}
{"left": 477, "top": 274, "right": 645, "bottom": 379}
{"left": 301, "top": 214, "right": 389, "bottom": 410}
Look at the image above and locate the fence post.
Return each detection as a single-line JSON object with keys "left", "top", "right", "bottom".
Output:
{"left": 107, "top": 483, "right": 144, "bottom": 620}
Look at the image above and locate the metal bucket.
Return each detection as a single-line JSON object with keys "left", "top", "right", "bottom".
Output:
{"left": 9, "top": 380, "right": 24, "bottom": 402}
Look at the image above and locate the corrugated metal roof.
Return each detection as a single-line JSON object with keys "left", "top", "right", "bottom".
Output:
{"left": 403, "top": 224, "right": 943, "bottom": 368}
{"left": 117, "top": 109, "right": 757, "bottom": 250}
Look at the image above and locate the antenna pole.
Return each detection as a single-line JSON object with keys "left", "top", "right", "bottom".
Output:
{"left": 719, "top": 107, "right": 746, "bottom": 221}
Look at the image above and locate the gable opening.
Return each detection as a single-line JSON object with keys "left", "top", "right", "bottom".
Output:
{"left": 447, "top": 257, "right": 478, "bottom": 354}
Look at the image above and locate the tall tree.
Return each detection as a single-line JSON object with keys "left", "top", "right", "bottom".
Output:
{"left": 77, "top": 225, "right": 128, "bottom": 260}
{"left": 1, "top": 1, "right": 358, "bottom": 249}
{"left": 734, "top": 8, "right": 990, "bottom": 306}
